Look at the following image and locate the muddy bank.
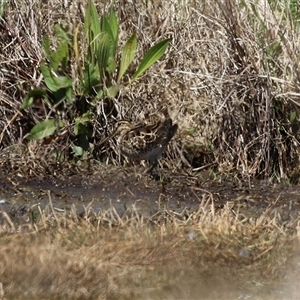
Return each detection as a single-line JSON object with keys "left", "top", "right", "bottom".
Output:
{"left": 1, "top": 167, "right": 300, "bottom": 226}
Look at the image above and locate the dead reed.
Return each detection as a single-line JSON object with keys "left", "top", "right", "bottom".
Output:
{"left": 1, "top": 0, "right": 300, "bottom": 180}
{"left": 0, "top": 195, "right": 299, "bottom": 299}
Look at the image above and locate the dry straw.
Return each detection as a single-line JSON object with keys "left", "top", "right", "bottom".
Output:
{"left": 0, "top": 0, "right": 299, "bottom": 179}
{"left": 0, "top": 190, "right": 299, "bottom": 299}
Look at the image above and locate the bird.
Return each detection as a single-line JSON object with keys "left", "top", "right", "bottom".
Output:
{"left": 100, "top": 107, "right": 178, "bottom": 173}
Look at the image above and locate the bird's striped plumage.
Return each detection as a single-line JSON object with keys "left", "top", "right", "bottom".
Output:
{"left": 102, "top": 107, "right": 177, "bottom": 173}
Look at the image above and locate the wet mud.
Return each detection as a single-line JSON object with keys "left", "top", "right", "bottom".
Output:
{"left": 1, "top": 167, "right": 300, "bottom": 225}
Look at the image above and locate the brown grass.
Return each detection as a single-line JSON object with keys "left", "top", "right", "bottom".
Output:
{"left": 1, "top": 1, "right": 300, "bottom": 299}
{"left": 0, "top": 199, "right": 299, "bottom": 299}
{"left": 1, "top": 0, "right": 300, "bottom": 180}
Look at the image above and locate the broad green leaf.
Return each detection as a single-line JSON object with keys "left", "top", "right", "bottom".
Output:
{"left": 75, "top": 111, "right": 93, "bottom": 125}
{"left": 47, "top": 74, "right": 72, "bottom": 92}
{"left": 82, "top": 63, "right": 100, "bottom": 93}
{"left": 81, "top": 111, "right": 93, "bottom": 122}
{"left": 49, "top": 40, "right": 69, "bottom": 71}
{"left": 74, "top": 111, "right": 93, "bottom": 135}
{"left": 106, "top": 84, "right": 122, "bottom": 98}
{"left": 106, "top": 56, "right": 117, "bottom": 75}
{"left": 71, "top": 143, "right": 84, "bottom": 156}
{"left": 26, "top": 119, "right": 63, "bottom": 140}
{"left": 84, "top": 0, "right": 101, "bottom": 48}
{"left": 42, "top": 36, "right": 51, "bottom": 58}
{"left": 99, "top": 16, "right": 113, "bottom": 55}
{"left": 21, "top": 96, "right": 34, "bottom": 110}
{"left": 95, "top": 89, "right": 105, "bottom": 100}
{"left": 97, "top": 32, "right": 111, "bottom": 80}
{"left": 107, "top": 9, "right": 119, "bottom": 56}
{"left": 40, "top": 63, "right": 57, "bottom": 91}
{"left": 132, "top": 39, "right": 170, "bottom": 81}
{"left": 84, "top": 0, "right": 102, "bottom": 66}
{"left": 117, "top": 34, "right": 137, "bottom": 83}
{"left": 65, "top": 87, "right": 73, "bottom": 102}
{"left": 51, "top": 87, "right": 73, "bottom": 103}
{"left": 101, "top": 9, "right": 119, "bottom": 57}
{"left": 41, "top": 62, "right": 72, "bottom": 92}
{"left": 54, "top": 24, "right": 71, "bottom": 43}
{"left": 21, "top": 89, "right": 48, "bottom": 109}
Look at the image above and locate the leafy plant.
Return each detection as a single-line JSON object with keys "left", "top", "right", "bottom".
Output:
{"left": 26, "top": 119, "right": 64, "bottom": 141}
{"left": 22, "top": 0, "right": 170, "bottom": 157}
{"left": 0, "top": 0, "right": 7, "bottom": 18}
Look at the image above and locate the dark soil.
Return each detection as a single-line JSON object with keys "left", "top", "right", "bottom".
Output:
{"left": 1, "top": 166, "right": 300, "bottom": 226}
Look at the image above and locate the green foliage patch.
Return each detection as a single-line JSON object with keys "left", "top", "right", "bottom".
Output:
{"left": 22, "top": 0, "right": 170, "bottom": 157}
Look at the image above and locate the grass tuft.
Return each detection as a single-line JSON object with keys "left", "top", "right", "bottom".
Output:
{"left": 0, "top": 197, "right": 299, "bottom": 299}
{"left": 1, "top": 0, "right": 300, "bottom": 179}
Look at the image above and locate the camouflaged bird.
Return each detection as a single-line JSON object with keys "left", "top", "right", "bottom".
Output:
{"left": 101, "top": 107, "right": 178, "bottom": 173}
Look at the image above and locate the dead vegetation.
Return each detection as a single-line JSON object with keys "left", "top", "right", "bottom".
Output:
{"left": 1, "top": 0, "right": 300, "bottom": 298}
{"left": 0, "top": 197, "right": 299, "bottom": 299}
{"left": 0, "top": 0, "right": 300, "bottom": 180}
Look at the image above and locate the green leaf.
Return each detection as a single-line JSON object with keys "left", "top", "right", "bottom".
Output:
{"left": 26, "top": 119, "right": 63, "bottom": 140}
{"left": 81, "top": 111, "right": 93, "bottom": 122}
{"left": 71, "top": 143, "right": 84, "bottom": 156}
{"left": 65, "top": 87, "right": 73, "bottom": 102}
{"left": 106, "top": 56, "right": 117, "bottom": 75}
{"left": 47, "top": 75, "right": 72, "bottom": 92}
{"left": 40, "top": 62, "right": 56, "bottom": 90}
{"left": 42, "top": 36, "right": 51, "bottom": 58}
{"left": 0, "top": 0, "right": 7, "bottom": 18}
{"left": 84, "top": 4, "right": 120, "bottom": 83}
{"left": 40, "top": 62, "right": 72, "bottom": 92}
{"left": 21, "top": 97, "right": 34, "bottom": 110}
{"left": 132, "top": 39, "right": 170, "bottom": 81}
{"left": 49, "top": 39, "right": 69, "bottom": 71}
{"left": 84, "top": 0, "right": 101, "bottom": 55}
{"left": 50, "top": 88, "right": 73, "bottom": 103}
{"left": 21, "top": 89, "right": 48, "bottom": 109}
{"left": 97, "top": 32, "right": 111, "bottom": 79}
{"left": 101, "top": 9, "right": 119, "bottom": 57}
{"left": 84, "top": 0, "right": 100, "bottom": 40}
{"left": 117, "top": 34, "right": 137, "bottom": 83}
{"left": 76, "top": 112, "right": 93, "bottom": 126}
{"left": 74, "top": 111, "right": 93, "bottom": 135}
{"left": 82, "top": 63, "right": 100, "bottom": 93}
{"left": 74, "top": 122, "right": 87, "bottom": 135}
{"left": 54, "top": 24, "right": 71, "bottom": 43}
{"left": 106, "top": 84, "right": 122, "bottom": 98}
{"left": 95, "top": 89, "right": 105, "bottom": 100}
{"left": 107, "top": 9, "right": 118, "bottom": 41}
{"left": 184, "top": 128, "right": 196, "bottom": 136}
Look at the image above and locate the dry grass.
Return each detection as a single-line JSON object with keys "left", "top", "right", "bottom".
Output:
{"left": 1, "top": 1, "right": 300, "bottom": 299}
{"left": 0, "top": 198, "right": 299, "bottom": 299}
{"left": 1, "top": 0, "right": 300, "bottom": 180}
